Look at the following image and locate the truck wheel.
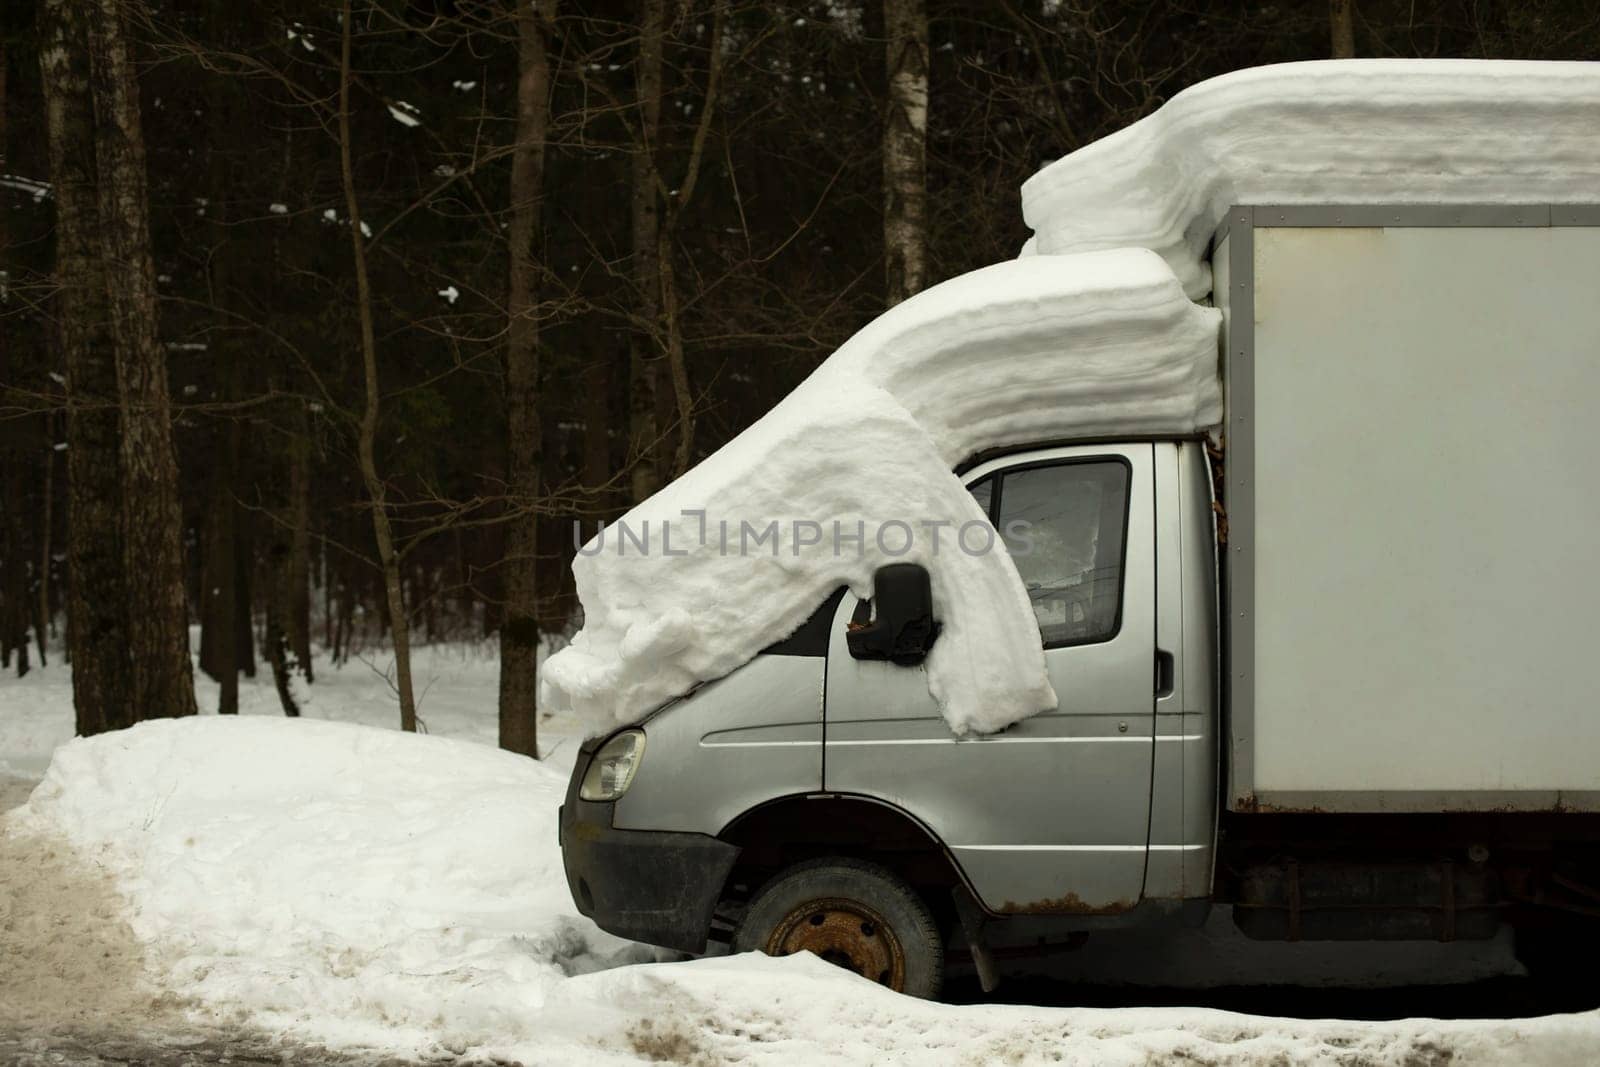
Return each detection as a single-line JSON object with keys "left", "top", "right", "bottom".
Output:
{"left": 733, "top": 856, "right": 944, "bottom": 999}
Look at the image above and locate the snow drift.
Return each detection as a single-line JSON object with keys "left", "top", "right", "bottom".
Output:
{"left": 8, "top": 716, "right": 650, "bottom": 1051}
{"left": 543, "top": 249, "right": 1220, "bottom": 735}
{"left": 1022, "top": 60, "right": 1600, "bottom": 299}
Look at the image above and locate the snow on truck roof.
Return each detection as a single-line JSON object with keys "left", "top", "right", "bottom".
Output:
{"left": 1022, "top": 59, "right": 1600, "bottom": 298}
{"left": 545, "top": 59, "right": 1600, "bottom": 736}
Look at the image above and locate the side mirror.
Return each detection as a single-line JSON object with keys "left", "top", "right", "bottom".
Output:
{"left": 847, "top": 563, "right": 939, "bottom": 666}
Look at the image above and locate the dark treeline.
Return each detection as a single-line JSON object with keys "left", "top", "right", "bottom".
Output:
{"left": 0, "top": 1, "right": 1595, "bottom": 754}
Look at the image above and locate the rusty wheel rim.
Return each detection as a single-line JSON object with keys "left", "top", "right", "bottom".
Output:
{"left": 765, "top": 896, "right": 906, "bottom": 991}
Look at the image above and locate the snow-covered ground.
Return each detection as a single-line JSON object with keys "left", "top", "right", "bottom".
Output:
{"left": 3, "top": 648, "right": 1599, "bottom": 1064}
{"left": 0, "top": 641, "right": 554, "bottom": 780}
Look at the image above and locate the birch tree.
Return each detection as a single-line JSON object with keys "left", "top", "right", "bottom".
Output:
{"left": 882, "top": 0, "right": 928, "bottom": 306}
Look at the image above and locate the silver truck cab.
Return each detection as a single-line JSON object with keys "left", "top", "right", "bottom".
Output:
{"left": 560, "top": 437, "right": 1219, "bottom": 997}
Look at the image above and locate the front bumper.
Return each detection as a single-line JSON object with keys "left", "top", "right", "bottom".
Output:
{"left": 559, "top": 744, "right": 740, "bottom": 954}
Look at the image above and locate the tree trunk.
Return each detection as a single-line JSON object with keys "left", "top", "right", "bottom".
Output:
{"left": 0, "top": 44, "right": 28, "bottom": 678}
{"left": 41, "top": 0, "right": 134, "bottom": 735}
{"left": 37, "top": 418, "right": 54, "bottom": 663}
{"left": 270, "top": 117, "right": 314, "bottom": 686}
{"left": 0, "top": 43, "right": 17, "bottom": 678}
{"left": 339, "top": 0, "right": 417, "bottom": 732}
{"left": 655, "top": 0, "right": 725, "bottom": 480}
{"left": 332, "top": 549, "right": 353, "bottom": 667}
{"left": 338, "top": 528, "right": 359, "bottom": 665}
{"left": 287, "top": 406, "right": 313, "bottom": 682}
{"left": 199, "top": 10, "right": 253, "bottom": 706}
{"left": 1330, "top": 0, "right": 1356, "bottom": 58}
{"left": 198, "top": 499, "right": 224, "bottom": 680}
{"left": 234, "top": 507, "right": 255, "bottom": 678}
{"left": 262, "top": 450, "right": 301, "bottom": 717}
{"left": 88, "top": 0, "right": 198, "bottom": 720}
{"left": 628, "top": 0, "right": 665, "bottom": 504}
{"left": 8, "top": 44, "right": 53, "bottom": 673}
{"left": 658, "top": 232, "right": 694, "bottom": 478}
{"left": 207, "top": 440, "right": 240, "bottom": 711}
{"left": 323, "top": 523, "right": 335, "bottom": 655}
{"left": 882, "top": 0, "right": 928, "bottom": 307}
{"left": 582, "top": 358, "right": 611, "bottom": 512}
{"left": 499, "top": 0, "right": 554, "bottom": 760}
{"left": 264, "top": 596, "right": 300, "bottom": 717}
{"left": 264, "top": 602, "right": 300, "bottom": 716}
{"left": 421, "top": 559, "right": 438, "bottom": 642}
{"left": 1, "top": 472, "right": 28, "bottom": 678}
{"left": 200, "top": 343, "right": 246, "bottom": 706}
{"left": 452, "top": 527, "right": 474, "bottom": 628}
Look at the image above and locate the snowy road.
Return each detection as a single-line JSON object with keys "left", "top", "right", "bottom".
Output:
{"left": 0, "top": 1029, "right": 425, "bottom": 1066}
{"left": 0, "top": 775, "right": 414, "bottom": 1066}
{"left": 0, "top": 774, "right": 33, "bottom": 814}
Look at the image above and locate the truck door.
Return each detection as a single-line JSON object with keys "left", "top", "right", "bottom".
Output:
{"left": 824, "top": 443, "right": 1156, "bottom": 914}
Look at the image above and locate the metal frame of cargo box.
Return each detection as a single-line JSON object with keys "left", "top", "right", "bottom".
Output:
{"left": 1213, "top": 203, "right": 1600, "bottom": 815}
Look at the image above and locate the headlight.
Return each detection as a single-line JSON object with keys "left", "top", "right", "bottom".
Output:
{"left": 579, "top": 729, "right": 646, "bottom": 801}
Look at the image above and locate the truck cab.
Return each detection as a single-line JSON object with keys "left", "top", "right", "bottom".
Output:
{"left": 560, "top": 437, "right": 1220, "bottom": 998}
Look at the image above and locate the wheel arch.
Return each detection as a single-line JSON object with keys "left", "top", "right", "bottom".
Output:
{"left": 716, "top": 792, "right": 975, "bottom": 919}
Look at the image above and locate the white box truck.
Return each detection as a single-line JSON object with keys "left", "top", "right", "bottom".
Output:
{"left": 558, "top": 202, "right": 1600, "bottom": 998}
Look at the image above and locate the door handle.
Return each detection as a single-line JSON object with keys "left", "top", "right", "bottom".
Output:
{"left": 1155, "top": 649, "right": 1176, "bottom": 699}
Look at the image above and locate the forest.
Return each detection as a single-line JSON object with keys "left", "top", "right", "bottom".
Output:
{"left": 1, "top": 0, "right": 1596, "bottom": 757}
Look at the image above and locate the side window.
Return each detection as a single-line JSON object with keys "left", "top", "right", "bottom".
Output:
{"left": 967, "top": 475, "right": 994, "bottom": 519}
{"left": 993, "top": 460, "right": 1129, "bottom": 647}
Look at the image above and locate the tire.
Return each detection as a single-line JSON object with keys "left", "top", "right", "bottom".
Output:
{"left": 732, "top": 856, "right": 944, "bottom": 999}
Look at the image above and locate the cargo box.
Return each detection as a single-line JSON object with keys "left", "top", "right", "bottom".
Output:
{"left": 1218, "top": 205, "right": 1600, "bottom": 813}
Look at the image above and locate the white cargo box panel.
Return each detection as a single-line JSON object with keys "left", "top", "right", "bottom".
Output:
{"left": 1220, "top": 205, "right": 1600, "bottom": 813}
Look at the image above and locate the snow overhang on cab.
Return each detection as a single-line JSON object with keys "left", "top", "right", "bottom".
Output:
{"left": 542, "top": 249, "right": 1218, "bottom": 738}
